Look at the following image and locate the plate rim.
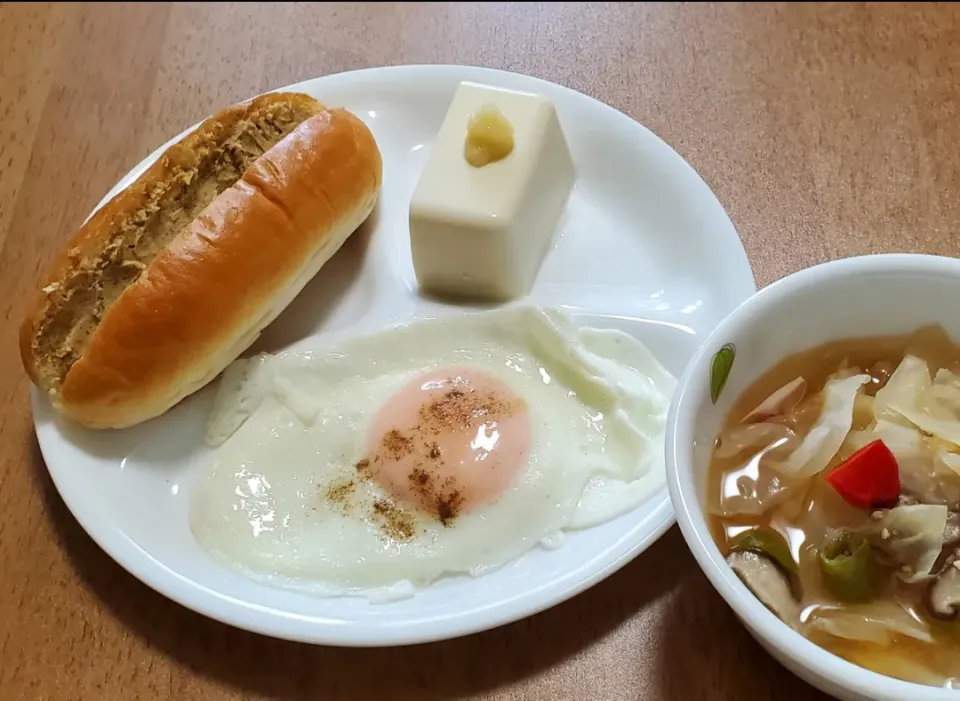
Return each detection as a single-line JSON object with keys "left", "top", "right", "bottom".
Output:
{"left": 33, "top": 63, "right": 756, "bottom": 647}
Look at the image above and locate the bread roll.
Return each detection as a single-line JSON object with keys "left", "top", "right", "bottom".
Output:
{"left": 20, "top": 92, "right": 383, "bottom": 429}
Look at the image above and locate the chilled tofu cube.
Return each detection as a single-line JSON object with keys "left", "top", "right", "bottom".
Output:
{"left": 409, "top": 81, "right": 575, "bottom": 302}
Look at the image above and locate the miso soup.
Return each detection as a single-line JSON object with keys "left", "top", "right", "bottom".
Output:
{"left": 708, "top": 326, "right": 960, "bottom": 689}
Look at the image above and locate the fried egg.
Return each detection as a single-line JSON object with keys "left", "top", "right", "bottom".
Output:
{"left": 189, "top": 305, "right": 675, "bottom": 600}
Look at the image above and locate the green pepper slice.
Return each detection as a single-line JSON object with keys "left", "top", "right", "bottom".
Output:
{"left": 818, "top": 530, "right": 883, "bottom": 602}
{"left": 728, "top": 526, "right": 798, "bottom": 576}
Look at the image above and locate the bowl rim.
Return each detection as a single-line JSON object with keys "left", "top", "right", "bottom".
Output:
{"left": 667, "top": 253, "right": 960, "bottom": 699}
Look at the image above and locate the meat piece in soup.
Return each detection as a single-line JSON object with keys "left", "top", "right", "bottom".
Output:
{"left": 708, "top": 325, "right": 960, "bottom": 690}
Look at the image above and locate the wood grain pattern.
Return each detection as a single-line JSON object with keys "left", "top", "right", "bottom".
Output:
{"left": 2, "top": 2, "right": 958, "bottom": 699}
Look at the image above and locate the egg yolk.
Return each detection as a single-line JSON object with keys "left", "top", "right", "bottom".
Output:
{"left": 366, "top": 368, "right": 531, "bottom": 524}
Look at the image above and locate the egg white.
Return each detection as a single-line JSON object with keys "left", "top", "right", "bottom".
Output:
{"left": 189, "top": 305, "right": 675, "bottom": 599}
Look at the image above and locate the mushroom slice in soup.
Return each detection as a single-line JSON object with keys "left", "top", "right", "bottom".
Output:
{"left": 928, "top": 563, "right": 960, "bottom": 621}
{"left": 726, "top": 528, "right": 800, "bottom": 624}
{"left": 727, "top": 550, "right": 799, "bottom": 625}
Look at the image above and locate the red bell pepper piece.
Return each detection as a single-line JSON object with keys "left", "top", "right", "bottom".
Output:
{"left": 825, "top": 439, "right": 900, "bottom": 509}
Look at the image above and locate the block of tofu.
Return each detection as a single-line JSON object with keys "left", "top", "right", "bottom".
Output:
{"left": 409, "top": 81, "right": 575, "bottom": 302}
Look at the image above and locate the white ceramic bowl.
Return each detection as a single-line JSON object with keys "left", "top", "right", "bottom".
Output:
{"left": 666, "top": 254, "right": 960, "bottom": 701}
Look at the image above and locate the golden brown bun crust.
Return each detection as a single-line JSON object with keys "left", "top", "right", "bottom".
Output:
{"left": 19, "top": 92, "right": 327, "bottom": 392}
{"left": 21, "top": 102, "right": 382, "bottom": 429}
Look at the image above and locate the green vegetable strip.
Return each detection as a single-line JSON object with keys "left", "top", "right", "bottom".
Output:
{"left": 818, "top": 530, "right": 883, "bottom": 602}
{"left": 728, "top": 526, "right": 798, "bottom": 576}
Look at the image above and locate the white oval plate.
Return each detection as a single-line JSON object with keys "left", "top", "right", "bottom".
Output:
{"left": 33, "top": 65, "right": 755, "bottom": 647}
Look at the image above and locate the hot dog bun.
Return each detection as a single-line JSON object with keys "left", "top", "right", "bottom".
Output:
{"left": 20, "top": 92, "right": 383, "bottom": 429}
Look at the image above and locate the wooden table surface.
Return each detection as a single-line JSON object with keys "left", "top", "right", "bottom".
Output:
{"left": 2, "top": 2, "right": 958, "bottom": 699}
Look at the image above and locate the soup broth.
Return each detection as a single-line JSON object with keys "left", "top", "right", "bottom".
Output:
{"left": 708, "top": 325, "right": 960, "bottom": 689}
